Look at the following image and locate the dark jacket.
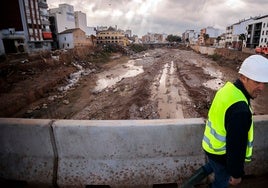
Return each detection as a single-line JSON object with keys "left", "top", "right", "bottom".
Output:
{"left": 206, "top": 79, "right": 252, "bottom": 178}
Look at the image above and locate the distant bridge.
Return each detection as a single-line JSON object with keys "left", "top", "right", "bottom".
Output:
{"left": 141, "top": 42, "right": 183, "bottom": 49}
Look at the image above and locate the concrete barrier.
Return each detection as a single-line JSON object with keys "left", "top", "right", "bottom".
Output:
{"left": 0, "top": 118, "right": 55, "bottom": 186}
{"left": 53, "top": 118, "right": 205, "bottom": 187}
{"left": 244, "top": 115, "right": 268, "bottom": 175}
{"left": 0, "top": 115, "right": 268, "bottom": 187}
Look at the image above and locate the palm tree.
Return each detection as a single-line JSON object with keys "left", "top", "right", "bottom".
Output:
{"left": 239, "top": 34, "right": 246, "bottom": 51}
{"left": 204, "top": 34, "right": 209, "bottom": 45}
{"left": 216, "top": 36, "right": 221, "bottom": 46}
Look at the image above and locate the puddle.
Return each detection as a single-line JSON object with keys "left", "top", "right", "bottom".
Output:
{"left": 202, "top": 65, "right": 224, "bottom": 90}
{"left": 203, "top": 78, "right": 224, "bottom": 90}
{"left": 151, "top": 61, "right": 184, "bottom": 119}
{"left": 203, "top": 66, "right": 223, "bottom": 78}
{"left": 93, "top": 60, "right": 144, "bottom": 92}
{"left": 58, "top": 63, "right": 92, "bottom": 92}
{"left": 191, "top": 59, "right": 224, "bottom": 91}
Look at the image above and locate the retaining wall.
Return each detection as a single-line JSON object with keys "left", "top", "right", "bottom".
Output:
{"left": 190, "top": 45, "right": 216, "bottom": 55}
{"left": 1, "top": 116, "right": 268, "bottom": 187}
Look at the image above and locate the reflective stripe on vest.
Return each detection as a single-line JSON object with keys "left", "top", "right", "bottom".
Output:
{"left": 202, "top": 82, "right": 253, "bottom": 162}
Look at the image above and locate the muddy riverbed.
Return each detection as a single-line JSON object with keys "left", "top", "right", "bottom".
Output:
{"left": 2, "top": 47, "right": 268, "bottom": 120}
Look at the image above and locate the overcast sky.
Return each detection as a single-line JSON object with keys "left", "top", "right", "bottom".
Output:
{"left": 47, "top": 0, "right": 268, "bottom": 37}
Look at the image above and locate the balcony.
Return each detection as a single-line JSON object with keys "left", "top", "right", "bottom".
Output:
{"left": 42, "top": 31, "right": 52, "bottom": 39}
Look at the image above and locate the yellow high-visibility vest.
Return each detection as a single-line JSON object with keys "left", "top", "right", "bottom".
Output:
{"left": 202, "top": 82, "right": 253, "bottom": 162}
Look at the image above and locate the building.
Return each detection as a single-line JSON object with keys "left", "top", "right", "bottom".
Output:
{"left": 246, "top": 15, "right": 268, "bottom": 48}
{"left": 225, "top": 18, "right": 253, "bottom": 49}
{"left": 198, "top": 26, "right": 220, "bottom": 46}
{"left": 213, "top": 33, "right": 226, "bottom": 48}
{"left": 39, "top": 0, "right": 52, "bottom": 43}
{"left": 74, "top": 11, "right": 87, "bottom": 34}
{"left": 58, "top": 28, "right": 93, "bottom": 49}
{"left": 49, "top": 4, "right": 75, "bottom": 34}
{"left": 96, "top": 26, "right": 130, "bottom": 46}
{"left": 125, "top": 30, "right": 132, "bottom": 38}
{"left": 141, "top": 32, "right": 167, "bottom": 44}
{"left": 182, "top": 30, "right": 199, "bottom": 45}
{"left": 96, "top": 26, "right": 109, "bottom": 31}
{"left": 0, "top": 0, "right": 52, "bottom": 54}
{"left": 49, "top": 3, "right": 95, "bottom": 49}
{"left": 85, "top": 27, "right": 97, "bottom": 36}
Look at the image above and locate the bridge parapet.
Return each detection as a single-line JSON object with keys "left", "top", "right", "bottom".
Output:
{"left": 1, "top": 116, "right": 268, "bottom": 187}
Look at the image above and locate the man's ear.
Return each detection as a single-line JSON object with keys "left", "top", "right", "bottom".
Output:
{"left": 239, "top": 74, "right": 248, "bottom": 83}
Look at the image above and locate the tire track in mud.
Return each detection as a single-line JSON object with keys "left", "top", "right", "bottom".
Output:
{"left": 151, "top": 60, "right": 186, "bottom": 119}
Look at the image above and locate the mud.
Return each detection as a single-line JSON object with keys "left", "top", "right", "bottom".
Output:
{"left": 1, "top": 47, "right": 268, "bottom": 120}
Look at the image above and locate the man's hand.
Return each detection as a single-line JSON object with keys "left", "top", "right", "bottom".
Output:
{"left": 229, "top": 176, "right": 242, "bottom": 186}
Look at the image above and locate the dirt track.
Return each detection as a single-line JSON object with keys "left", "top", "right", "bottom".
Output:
{"left": 1, "top": 47, "right": 268, "bottom": 119}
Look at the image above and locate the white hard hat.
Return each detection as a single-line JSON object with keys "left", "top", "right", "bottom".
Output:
{"left": 238, "top": 55, "right": 268, "bottom": 82}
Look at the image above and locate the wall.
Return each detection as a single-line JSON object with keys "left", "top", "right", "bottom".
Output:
{"left": 190, "top": 45, "right": 255, "bottom": 60}
{"left": 1, "top": 116, "right": 268, "bottom": 188}
{"left": 190, "top": 45, "right": 215, "bottom": 55}
{"left": 58, "top": 33, "right": 74, "bottom": 49}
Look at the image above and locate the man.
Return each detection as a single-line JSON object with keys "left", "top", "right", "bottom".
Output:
{"left": 181, "top": 55, "right": 268, "bottom": 188}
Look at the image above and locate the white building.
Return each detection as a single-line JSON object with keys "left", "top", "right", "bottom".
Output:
{"left": 183, "top": 30, "right": 199, "bottom": 44}
{"left": 96, "top": 26, "right": 109, "bottom": 31}
{"left": 259, "top": 16, "right": 268, "bottom": 47}
{"left": 226, "top": 18, "right": 253, "bottom": 48}
{"left": 246, "top": 15, "right": 268, "bottom": 48}
{"left": 74, "top": 11, "right": 87, "bottom": 34}
{"left": 49, "top": 4, "right": 76, "bottom": 34}
{"left": 86, "top": 27, "right": 97, "bottom": 36}
{"left": 58, "top": 28, "right": 93, "bottom": 49}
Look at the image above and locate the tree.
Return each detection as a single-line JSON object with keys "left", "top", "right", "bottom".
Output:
{"left": 216, "top": 36, "right": 221, "bottom": 46}
{"left": 202, "top": 34, "right": 210, "bottom": 46}
{"left": 239, "top": 34, "right": 246, "bottom": 51}
{"left": 204, "top": 34, "right": 209, "bottom": 41}
{"left": 239, "top": 33, "right": 245, "bottom": 42}
{"left": 166, "top": 35, "right": 182, "bottom": 43}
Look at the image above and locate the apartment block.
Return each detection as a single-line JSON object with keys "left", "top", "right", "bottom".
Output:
{"left": 74, "top": 11, "right": 87, "bottom": 34}
{"left": 246, "top": 15, "right": 268, "bottom": 48}
{"left": 49, "top": 4, "right": 76, "bottom": 34}
{"left": 225, "top": 18, "right": 253, "bottom": 49}
{"left": 0, "top": 0, "right": 52, "bottom": 54}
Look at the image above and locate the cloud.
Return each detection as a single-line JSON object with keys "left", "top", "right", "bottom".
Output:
{"left": 47, "top": 0, "right": 268, "bottom": 37}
